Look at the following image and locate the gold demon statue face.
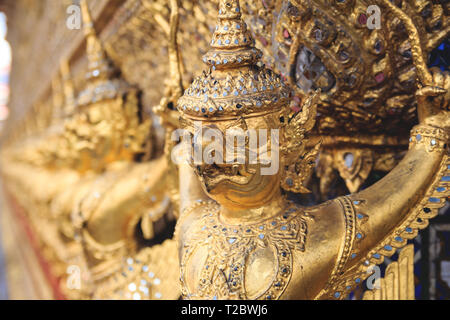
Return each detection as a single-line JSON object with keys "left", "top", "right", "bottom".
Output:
{"left": 181, "top": 112, "right": 285, "bottom": 210}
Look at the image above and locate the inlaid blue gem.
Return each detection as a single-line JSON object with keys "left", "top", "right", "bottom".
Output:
{"left": 373, "top": 253, "right": 381, "bottom": 259}
{"left": 236, "top": 24, "right": 241, "bottom": 29}
{"left": 416, "top": 134, "right": 422, "bottom": 141}
{"left": 281, "top": 226, "right": 287, "bottom": 231}
{"left": 259, "top": 234, "right": 265, "bottom": 239}
{"left": 235, "top": 39, "right": 239, "bottom": 45}
{"left": 442, "top": 176, "right": 450, "bottom": 182}
{"left": 395, "top": 236, "right": 403, "bottom": 242}
{"left": 357, "top": 214, "right": 364, "bottom": 219}
{"left": 228, "top": 238, "right": 237, "bottom": 244}
{"left": 429, "top": 197, "right": 440, "bottom": 203}
{"left": 356, "top": 233, "right": 362, "bottom": 239}
{"left": 225, "top": 40, "right": 230, "bottom": 45}
{"left": 437, "top": 187, "right": 446, "bottom": 192}
{"left": 353, "top": 200, "right": 360, "bottom": 205}
{"left": 355, "top": 278, "right": 361, "bottom": 283}
{"left": 428, "top": 39, "right": 449, "bottom": 71}
{"left": 405, "top": 227, "right": 412, "bottom": 233}
{"left": 334, "top": 292, "right": 341, "bottom": 298}
{"left": 351, "top": 253, "right": 356, "bottom": 259}
{"left": 384, "top": 245, "right": 392, "bottom": 251}
{"left": 224, "top": 26, "right": 229, "bottom": 31}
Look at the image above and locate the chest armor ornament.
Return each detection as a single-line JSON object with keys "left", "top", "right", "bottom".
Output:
{"left": 180, "top": 201, "right": 310, "bottom": 300}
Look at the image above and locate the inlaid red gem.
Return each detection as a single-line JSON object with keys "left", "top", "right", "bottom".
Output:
{"left": 283, "top": 29, "right": 291, "bottom": 39}
{"left": 358, "top": 13, "right": 367, "bottom": 25}
{"left": 375, "top": 72, "right": 385, "bottom": 83}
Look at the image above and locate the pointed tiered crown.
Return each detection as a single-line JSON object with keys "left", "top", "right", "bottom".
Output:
{"left": 77, "top": 0, "right": 129, "bottom": 107}
{"left": 80, "top": 0, "right": 116, "bottom": 82}
{"left": 178, "top": 0, "right": 290, "bottom": 119}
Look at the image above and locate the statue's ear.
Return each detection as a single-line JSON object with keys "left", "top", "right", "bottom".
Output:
{"left": 281, "top": 140, "right": 322, "bottom": 193}
{"left": 282, "top": 89, "right": 320, "bottom": 157}
{"left": 288, "top": 89, "right": 320, "bottom": 133}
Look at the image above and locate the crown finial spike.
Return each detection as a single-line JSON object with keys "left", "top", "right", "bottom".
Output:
{"left": 211, "top": 0, "right": 252, "bottom": 50}
{"left": 203, "top": 0, "right": 261, "bottom": 70}
{"left": 80, "top": 0, "right": 114, "bottom": 81}
{"left": 80, "top": 0, "right": 95, "bottom": 37}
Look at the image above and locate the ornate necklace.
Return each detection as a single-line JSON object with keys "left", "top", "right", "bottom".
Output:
{"left": 180, "top": 200, "right": 309, "bottom": 300}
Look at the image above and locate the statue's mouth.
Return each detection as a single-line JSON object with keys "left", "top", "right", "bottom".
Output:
{"left": 196, "top": 163, "right": 260, "bottom": 191}
{"left": 293, "top": 45, "right": 336, "bottom": 94}
{"left": 197, "top": 164, "right": 251, "bottom": 186}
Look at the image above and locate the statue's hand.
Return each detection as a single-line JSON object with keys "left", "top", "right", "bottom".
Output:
{"left": 416, "top": 68, "right": 450, "bottom": 129}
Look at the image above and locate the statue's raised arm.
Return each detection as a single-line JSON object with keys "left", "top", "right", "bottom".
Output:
{"left": 319, "top": 1, "right": 449, "bottom": 298}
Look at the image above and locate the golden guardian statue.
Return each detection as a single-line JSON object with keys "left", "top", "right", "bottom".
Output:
{"left": 175, "top": 0, "right": 449, "bottom": 300}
